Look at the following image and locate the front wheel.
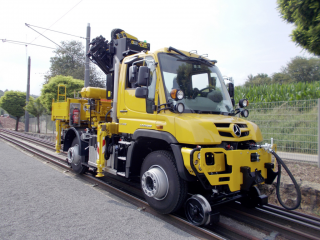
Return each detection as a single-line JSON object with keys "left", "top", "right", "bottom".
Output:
{"left": 140, "top": 150, "right": 188, "bottom": 214}
{"left": 67, "top": 137, "right": 88, "bottom": 174}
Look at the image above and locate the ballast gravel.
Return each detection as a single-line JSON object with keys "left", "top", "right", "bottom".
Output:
{"left": 0, "top": 141, "right": 197, "bottom": 240}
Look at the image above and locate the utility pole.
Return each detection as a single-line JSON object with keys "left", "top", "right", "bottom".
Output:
{"left": 84, "top": 23, "right": 91, "bottom": 87}
{"left": 25, "top": 56, "right": 31, "bottom": 132}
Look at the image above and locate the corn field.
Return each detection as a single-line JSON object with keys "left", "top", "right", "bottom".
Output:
{"left": 235, "top": 81, "right": 320, "bottom": 103}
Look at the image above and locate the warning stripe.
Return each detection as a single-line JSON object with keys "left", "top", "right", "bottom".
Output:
{"left": 97, "top": 142, "right": 100, "bottom": 160}
{"left": 102, "top": 139, "right": 106, "bottom": 154}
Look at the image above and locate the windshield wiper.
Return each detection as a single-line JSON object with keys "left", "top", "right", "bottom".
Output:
{"left": 168, "top": 46, "right": 214, "bottom": 66}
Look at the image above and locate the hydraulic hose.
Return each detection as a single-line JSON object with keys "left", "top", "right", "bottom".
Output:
{"left": 105, "top": 110, "right": 112, "bottom": 122}
{"left": 270, "top": 150, "right": 301, "bottom": 210}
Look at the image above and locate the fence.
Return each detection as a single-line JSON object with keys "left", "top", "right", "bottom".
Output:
{"left": 28, "top": 115, "right": 56, "bottom": 136}
{"left": 26, "top": 99, "right": 320, "bottom": 165}
{"left": 246, "top": 99, "right": 319, "bottom": 164}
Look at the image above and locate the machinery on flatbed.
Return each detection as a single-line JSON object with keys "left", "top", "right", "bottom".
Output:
{"left": 51, "top": 29, "right": 299, "bottom": 226}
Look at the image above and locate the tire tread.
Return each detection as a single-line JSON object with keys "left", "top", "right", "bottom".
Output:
{"left": 141, "top": 150, "right": 188, "bottom": 214}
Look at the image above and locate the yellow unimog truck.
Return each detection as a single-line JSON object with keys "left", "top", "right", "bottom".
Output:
{"left": 51, "top": 29, "right": 279, "bottom": 226}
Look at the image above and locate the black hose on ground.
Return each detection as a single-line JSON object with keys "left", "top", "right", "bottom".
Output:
{"left": 271, "top": 150, "right": 301, "bottom": 210}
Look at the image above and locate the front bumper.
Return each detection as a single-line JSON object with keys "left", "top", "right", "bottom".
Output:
{"left": 181, "top": 147, "right": 276, "bottom": 192}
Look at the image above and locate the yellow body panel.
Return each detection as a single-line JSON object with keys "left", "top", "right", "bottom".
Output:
{"left": 52, "top": 98, "right": 112, "bottom": 123}
{"left": 182, "top": 147, "right": 271, "bottom": 192}
{"left": 51, "top": 98, "right": 87, "bottom": 121}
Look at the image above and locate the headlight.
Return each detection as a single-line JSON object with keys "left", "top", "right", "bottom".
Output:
{"left": 197, "top": 152, "right": 201, "bottom": 160}
{"left": 170, "top": 89, "right": 184, "bottom": 101}
{"left": 241, "top": 109, "right": 249, "bottom": 118}
{"left": 176, "top": 90, "right": 184, "bottom": 100}
{"left": 175, "top": 102, "right": 185, "bottom": 113}
{"left": 239, "top": 99, "right": 249, "bottom": 108}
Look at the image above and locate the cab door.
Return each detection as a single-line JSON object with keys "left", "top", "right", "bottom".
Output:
{"left": 118, "top": 55, "right": 158, "bottom": 133}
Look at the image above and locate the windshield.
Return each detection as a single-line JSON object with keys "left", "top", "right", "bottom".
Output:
{"left": 158, "top": 53, "right": 234, "bottom": 114}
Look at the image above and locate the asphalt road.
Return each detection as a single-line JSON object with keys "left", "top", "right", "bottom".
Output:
{"left": 0, "top": 140, "right": 197, "bottom": 240}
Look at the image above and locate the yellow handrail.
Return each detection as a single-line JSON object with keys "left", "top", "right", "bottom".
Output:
{"left": 57, "top": 84, "right": 67, "bottom": 102}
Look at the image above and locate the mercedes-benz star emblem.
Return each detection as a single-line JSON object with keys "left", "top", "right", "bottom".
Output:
{"left": 233, "top": 124, "right": 241, "bottom": 137}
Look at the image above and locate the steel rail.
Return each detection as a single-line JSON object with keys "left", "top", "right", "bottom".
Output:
{"left": 0, "top": 133, "right": 69, "bottom": 169}
{"left": 2, "top": 130, "right": 318, "bottom": 239}
{"left": 0, "top": 131, "right": 229, "bottom": 240}
{"left": 265, "top": 204, "right": 320, "bottom": 223}
{"left": 223, "top": 205, "right": 320, "bottom": 240}
{"left": 1, "top": 131, "right": 56, "bottom": 151}
{"left": 3, "top": 130, "right": 320, "bottom": 239}
{"left": 258, "top": 205, "right": 320, "bottom": 229}
{"left": 0, "top": 129, "right": 55, "bottom": 146}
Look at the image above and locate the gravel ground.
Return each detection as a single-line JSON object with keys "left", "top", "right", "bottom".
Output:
{"left": 264, "top": 159, "right": 320, "bottom": 217}
{"left": 0, "top": 140, "right": 197, "bottom": 240}
{"left": 275, "top": 159, "right": 320, "bottom": 184}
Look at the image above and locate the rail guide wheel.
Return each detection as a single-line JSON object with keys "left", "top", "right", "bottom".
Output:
{"left": 185, "top": 194, "right": 212, "bottom": 226}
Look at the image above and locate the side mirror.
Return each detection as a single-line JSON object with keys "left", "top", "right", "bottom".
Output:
{"left": 129, "top": 65, "right": 138, "bottom": 83}
{"left": 228, "top": 83, "right": 234, "bottom": 99}
{"left": 137, "top": 66, "right": 150, "bottom": 86}
{"left": 135, "top": 87, "right": 148, "bottom": 98}
{"left": 106, "top": 73, "right": 114, "bottom": 100}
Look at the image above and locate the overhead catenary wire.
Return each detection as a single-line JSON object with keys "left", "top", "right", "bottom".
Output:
{"left": 29, "top": 0, "right": 84, "bottom": 44}
{"left": 25, "top": 24, "right": 64, "bottom": 50}
{"left": 26, "top": 23, "right": 86, "bottom": 40}
{"left": 1, "top": 39, "right": 55, "bottom": 49}
{"left": 25, "top": 24, "right": 87, "bottom": 65}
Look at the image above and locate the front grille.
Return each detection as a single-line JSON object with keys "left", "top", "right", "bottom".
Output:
{"left": 219, "top": 132, "right": 233, "bottom": 137}
{"left": 241, "top": 131, "right": 249, "bottom": 137}
{"left": 216, "top": 123, "right": 249, "bottom": 138}
{"left": 215, "top": 123, "right": 230, "bottom": 128}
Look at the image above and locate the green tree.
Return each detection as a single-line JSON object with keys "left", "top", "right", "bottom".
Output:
{"left": 44, "top": 40, "right": 105, "bottom": 87}
{"left": 40, "top": 75, "right": 84, "bottom": 112}
{"left": 271, "top": 72, "right": 291, "bottom": 84}
{"left": 244, "top": 73, "right": 271, "bottom": 87}
{"left": 25, "top": 97, "right": 46, "bottom": 133}
{"left": 277, "top": 0, "right": 320, "bottom": 56}
{"left": 0, "top": 91, "right": 26, "bottom": 131}
{"left": 283, "top": 56, "right": 320, "bottom": 83}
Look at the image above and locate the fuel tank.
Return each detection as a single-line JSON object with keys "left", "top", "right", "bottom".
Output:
{"left": 80, "top": 87, "right": 107, "bottom": 99}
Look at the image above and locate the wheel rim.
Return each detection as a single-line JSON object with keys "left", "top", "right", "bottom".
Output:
{"left": 141, "top": 165, "right": 169, "bottom": 200}
{"left": 67, "top": 144, "right": 80, "bottom": 165}
{"left": 185, "top": 195, "right": 211, "bottom": 226}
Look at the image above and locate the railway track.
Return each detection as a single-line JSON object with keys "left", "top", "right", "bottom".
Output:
{"left": 1, "top": 129, "right": 320, "bottom": 240}
{"left": 222, "top": 203, "right": 320, "bottom": 240}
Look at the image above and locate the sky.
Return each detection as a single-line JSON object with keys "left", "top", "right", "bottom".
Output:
{"left": 0, "top": 0, "right": 314, "bottom": 96}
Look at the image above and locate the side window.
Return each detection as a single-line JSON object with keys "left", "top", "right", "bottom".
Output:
{"left": 146, "top": 56, "right": 157, "bottom": 100}
{"left": 145, "top": 56, "right": 157, "bottom": 113}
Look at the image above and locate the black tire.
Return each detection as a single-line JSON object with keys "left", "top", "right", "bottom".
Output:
{"left": 140, "top": 150, "right": 188, "bottom": 214}
{"left": 69, "top": 137, "right": 88, "bottom": 174}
